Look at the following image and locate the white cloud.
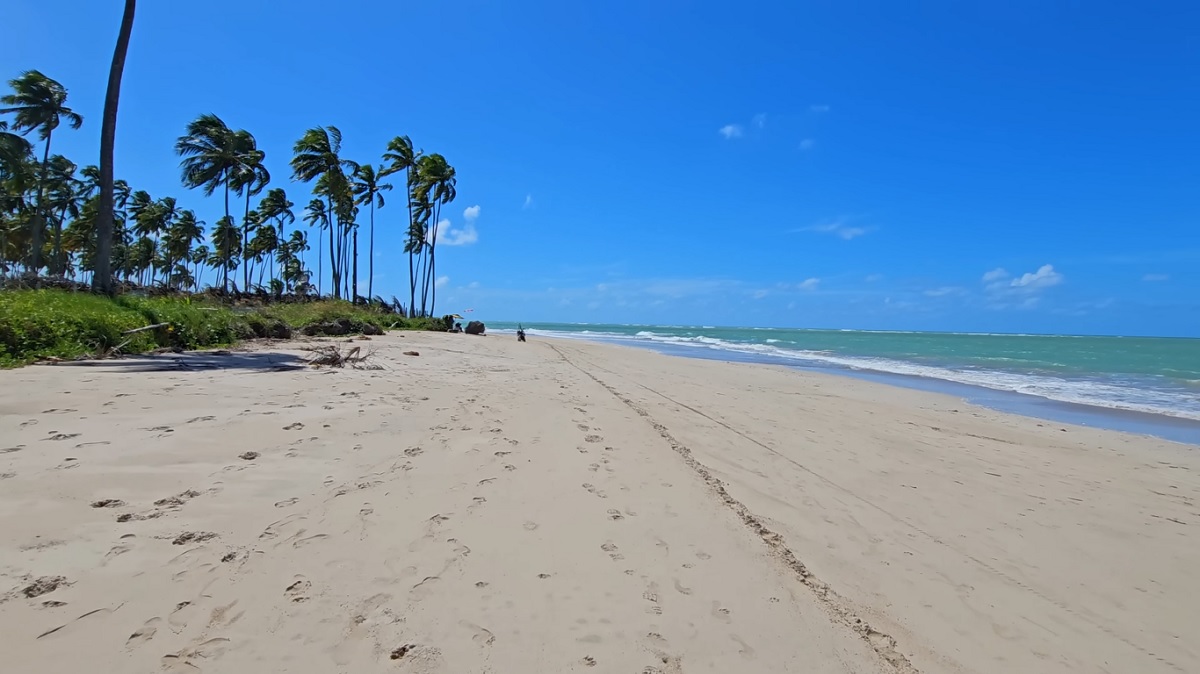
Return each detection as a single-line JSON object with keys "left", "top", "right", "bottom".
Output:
{"left": 865, "top": 274, "right": 884, "bottom": 282}
{"left": 719, "top": 124, "right": 743, "bottom": 139}
{"left": 435, "top": 275, "right": 450, "bottom": 288}
{"left": 810, "top": 104, "right": 831, "bottom": 113}
{"left": 463, "top": 205, "right": 480, "bottom": 222}
{"left": 752, "top": 113, "right": 767, "bottom": 129}
{"left": 523, "top": 194, "right": 534, "bottom": 209}
{"left": 798, "top": 138, "right": 815, "bottom": 151}
{"left": 801, "top": 220, "right": 869, "bottom": 240}
{"left": 429, "top": 218, "right": 479, "bottom": 246}
{"left": 1143, "top": 273, "right": 1169, "bottom": 282}
{"left": 468, "top": 281, "right": 480, "bottom": 289}
{"left": 1009, "top": 264, "right": 1063, "bottom": 290}
{"left": 981, "top": 268, "right": 1009, "bottom": 284}
{"left": 798, "top": 278, "right": 820, "bottom": 291}
{"left": 752, "top": 289, "right": 769, "bottom": 299}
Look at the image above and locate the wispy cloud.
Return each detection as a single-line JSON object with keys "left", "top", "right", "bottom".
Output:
{"left": 1009, "top": 264, "right": 1063, "bottom": 290}
{"left": 752, "top": 113, "right": 767, "bottom": 129}
{"left": 798, "top": 138, "right": 815, "bottom": 151}
{"left": 435, "top": 276, "right": 450, "bottom": 288}
{"left": 1143, "top": 273, "right": 1169, "bottom": 282}
{"left": 523, "top": 194, "right": 534, "bottom": 209}
{"left": 463, "top": 205, "right": 480, "bottom": 221}
{"left": 468, "top": 281, "right": 480, "bottom": 289}
{"left": 810, "top": 104, "right": 831, "bottom": 113}
{"left": 981, "top": 268, "right": 1009, "bottom": 285}
{"left": 799, "top": 219, "right": 870, "bottom": 240}
{"left": 718, "top": 124, "right": 744, "bottom": 140}
{"left": 752, "top": 289, "right": 769, "bottom": 299}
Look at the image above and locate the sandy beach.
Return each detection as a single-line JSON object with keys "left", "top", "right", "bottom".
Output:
{"left": 1, "top": 332, "right": 1197, "bottom": 674}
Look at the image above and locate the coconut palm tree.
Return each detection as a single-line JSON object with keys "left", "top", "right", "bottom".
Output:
{"left": 163, "top": 209, "right": 203, "bottom": 288}
{"left": 291, "top": 126, "right": 355, "bottom": 298}
{"left": 302, "top": 198, "right": 328, "bottom": 295}
{"left": 228, "top": 130, "right": 268, "bottom": 290}
{"left": 351, "top": 164, "right": 391, "bottom": 300}
{"left": 43, "top": 154, "right": 81, "bottom": 276}
{"left": 382, "top": 135, "right": 421, "bottom": 315}
{"left": 257, "top": 187, "right": 294, "bottom": 285}
{"left": 93, "top": 0, "right": 136, "bottom": 294}
{"left": 210, "top": 215, "right": 240, "bottom": 291}
{"left": 413, "top": 153, "right": 456, "bottom": 316}
{"left": 1, "top": 70, "right": 84, "bottom": 274}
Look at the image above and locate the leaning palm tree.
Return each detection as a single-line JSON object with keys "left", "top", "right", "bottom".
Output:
{"left": 351, "top": 164, "right": 391, "bottom": 300}
{"left": 1, "top": 70, "right": 84, "bottom": 274}
{"left": 43, "top": 154, "right": 80, "bottom": 276}
{"left": 382, "top": 135, "right": 421, "bottom": 315}
{"left": 92, "top": 0, "right": 136, "bottom": 294}
{"left": 175, "top": 115, "right": 239, "bottom": 259}
{"left": 302, "top": 198, "right": 328, "bottom": 295}
{"left": 209, "top": 214, "right": 240, "bottom": 292}
{"left": 290, "top": 126, "right": 355, "bottom": 298}
{"left": 257, "top": 187, "right": 294, "bottom": 286}
{"left": 413, "top": 153, "right": 456, "bottom": 316}
{"left": 228, "top": 129, "right": 268, "bottom": 290}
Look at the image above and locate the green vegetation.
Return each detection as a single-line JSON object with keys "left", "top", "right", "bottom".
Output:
{"left": 0, "top": 289, "right": 443, "bottom": 367}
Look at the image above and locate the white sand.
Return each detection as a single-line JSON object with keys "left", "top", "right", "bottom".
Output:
{"left": 0, "top": 332, "right": 1196, "bottom": 673}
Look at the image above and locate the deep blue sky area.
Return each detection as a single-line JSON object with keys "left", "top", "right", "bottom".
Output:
{"left": 3, "top": 1, "right": 1198, "bottom": 335}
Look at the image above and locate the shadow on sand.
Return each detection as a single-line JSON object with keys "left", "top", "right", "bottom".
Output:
{"left": 50, "top": 350, "right": 307, "bottom": 373}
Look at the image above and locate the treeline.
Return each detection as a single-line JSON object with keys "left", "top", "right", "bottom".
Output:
{"left": 1, "top": 70, "right": 458, "bottom": 317}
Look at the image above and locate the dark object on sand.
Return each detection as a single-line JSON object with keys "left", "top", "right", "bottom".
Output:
{"left": 517, "top": 324, "right": 526, "bottom": 342}
{"left": 465, "top": 321, "right": 486, "bottom": 335}
{"left": 403, "top": 351, "right": 420, "bottom": 356}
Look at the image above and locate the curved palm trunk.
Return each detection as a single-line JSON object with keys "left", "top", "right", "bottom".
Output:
{"left": 242, "top": 189, "right": 252, "bottom": 290}
{"left": 352, "top": 229, "right": 359, "bottom": 303}
{"left": 367, "top": 200, "right": 375, "bottom": 299}
{"left": 30, "top": 131, "right": 54, "bottom": 274}
{"left": 92, "top": 0, "right": 135, "bottom": 295}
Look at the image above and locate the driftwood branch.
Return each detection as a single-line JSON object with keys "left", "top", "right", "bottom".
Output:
{"left": 122, "top": 322, "right": 169, "bottom": 335}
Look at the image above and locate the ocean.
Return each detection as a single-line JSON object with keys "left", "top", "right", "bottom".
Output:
{"left": 490, "top": 322, "right": 1200, "bottom": 443}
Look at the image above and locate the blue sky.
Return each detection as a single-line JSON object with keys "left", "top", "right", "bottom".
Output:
{"left": 4, "top": 1, "right": 1198, "bottom": 336}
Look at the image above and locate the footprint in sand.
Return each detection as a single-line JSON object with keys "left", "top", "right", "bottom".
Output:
{"left": 711, "top": 601, "right": 732, "bottom": 623}
{"left": 285, "top": 577, "right": 312, "bottom": 602}
{"left": 404, "top": 447, "right": 423, "bottom": 457}
{"left": 582, "top": 483, "right": 608, "bottom": 499}
{"left": 696, "top": 551, "right": 712, "bottom": 560}
{"left": 673, "top": 578, "right": 692, "bottom": 595}
{"left": 584, "top": 434, "right": 603, "bottom": 443}
{"left": 607, "top": 509, "right": 625, "bottom": 521}
{"left": 600, "top": 541, "right": 623, "bottom": 561}
{"left": 283, "top": 422, "right": 304, "bottom": 430}
{"left": 523, "top": 521, "right": 539, "bottom": 531}
{"left": 731, "top": 635, "right": 756, "bottom": 659}
{"left": 274, "top": 497, "right": 299, "bottom": 508}
{"left": 577, "top": 424, "right": 590, "bottom": 431}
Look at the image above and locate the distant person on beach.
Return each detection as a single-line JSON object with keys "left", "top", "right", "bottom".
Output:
{"left": 517, "top": 324, "right": 526, "bottom": 342}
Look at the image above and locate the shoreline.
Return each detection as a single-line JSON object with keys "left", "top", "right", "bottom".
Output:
{"left": 2, "top": 332, "right": 1197, "bottom": 672}
{"left": 500, "top": 328, "right": 1200, "bottom": 446}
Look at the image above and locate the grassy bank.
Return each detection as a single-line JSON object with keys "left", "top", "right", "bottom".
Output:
{"left": 0, "top": 289, "right": 440, "bottom": 367}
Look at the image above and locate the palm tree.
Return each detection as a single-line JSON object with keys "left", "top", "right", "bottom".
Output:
{"left": 302, "top": 198, "right": 328, "bottom": 295}
{"left": 291, "top": 126, "right": 355, "bottom": 298}
{"left": 257, "top": 187, "right": 294, "bottom": 285}
{"left": 163, "top": 209, "right": 203, "bottom": 288}
{"left": 1, "top": 70, "right": 84, "bottom": 274}
{"left": 43, "top": 155, "right": 81, "bottom": 276}
{"left": 413, "top": 153, "right": 456, "bottom": 316}
{"left": 93, "top": 0, "right": 136, "bottom": 294}
{"left": 382, "top": 135, "right": 421, "bottom": 315}
{"left": 228, "top": 129, "right": 268, "bottom": 290}
{"left": 176, "top": 115, "right": 257, "bottom": 291}
{"left": 210, "top": 215, "right": 240, "bottom": 291}
{"left": 351, "top": 164, "right": 391, "bottom": 300}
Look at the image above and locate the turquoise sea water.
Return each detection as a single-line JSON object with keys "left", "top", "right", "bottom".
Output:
{"left": 491, "top": 323, "right": 1200, "bottom": 423}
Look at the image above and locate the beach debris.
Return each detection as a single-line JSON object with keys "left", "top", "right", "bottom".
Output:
{"left": 22, "top": 576, "right": 70, "bottom": 598}
{"left": 91, "top": 498, "right": 126, "bottom": 508}
{"left": 303, "top": 344, "right": 377, "bottom": 369}
{"left": 465, "top": 320, "right": 486, "bottom": 335}
{"left": 403, "top": 351, "right": 420, "bottom": 356}
{"left": 238, "top": 451, "right": 260, "bottom": 460}
{"left": 390, "top": 645, "right": 415, "bottom": 660}
{"left": 172, "top": 531, "right": 218, "bottom": 546}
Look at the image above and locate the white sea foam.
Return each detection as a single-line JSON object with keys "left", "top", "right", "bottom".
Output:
{"left": 513, "top": 328, "right": 1200, "bottom": 421}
